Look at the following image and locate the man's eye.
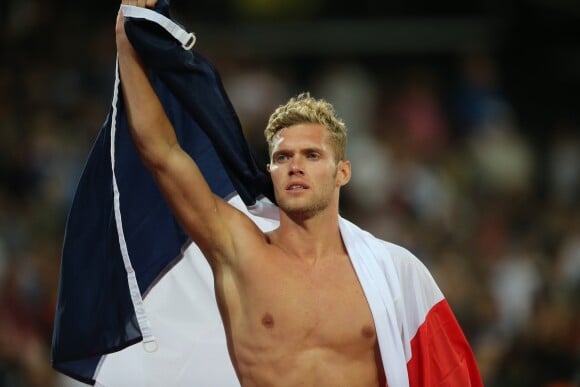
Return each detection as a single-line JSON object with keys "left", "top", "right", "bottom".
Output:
{"left": 307, "top": 153, "right": 319, "bottom": 159}
{"left": 275, "top": 154, "right": 288, "bottom": 162}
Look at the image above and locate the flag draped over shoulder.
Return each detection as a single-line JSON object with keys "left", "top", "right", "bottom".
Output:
{"left": 51, "top": 2, "right": 274, "bottom": 384}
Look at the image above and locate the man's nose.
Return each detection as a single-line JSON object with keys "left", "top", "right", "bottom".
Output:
{"left": 289, "top": 158, "right": 304, "bottom": 175}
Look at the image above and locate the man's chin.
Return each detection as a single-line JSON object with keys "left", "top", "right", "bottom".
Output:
{"left": 280, "top": 203, "right": 323, "bottom": 221}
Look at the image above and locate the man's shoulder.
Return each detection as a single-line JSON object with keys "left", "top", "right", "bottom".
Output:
{"left": 344, "top": 219, "right": 431, "bottom": 278}
{"left": 373, "top": 239, "right": 427, "bottom": 273}
{"left": 376, "top": 239, "right": 414, "bottom": 259}
{"left": 366, "top": 235, "right": 444, "bottom": 310}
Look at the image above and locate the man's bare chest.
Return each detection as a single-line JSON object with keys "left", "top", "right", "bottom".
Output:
{"left": 234, "top": 254, "right": 377, "bottom": 349}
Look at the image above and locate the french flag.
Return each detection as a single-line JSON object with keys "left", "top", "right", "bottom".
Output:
{"left": 51, "top": 3, "right": 483, "bottom": 386}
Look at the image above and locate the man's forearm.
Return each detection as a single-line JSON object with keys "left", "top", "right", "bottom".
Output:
{"left": 116, "top": 12, "right": 177, "bottom": 168}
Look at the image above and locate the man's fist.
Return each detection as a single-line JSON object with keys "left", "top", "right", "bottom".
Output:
{"left": 121, "top": 0, "right": 157, "bottom": 8}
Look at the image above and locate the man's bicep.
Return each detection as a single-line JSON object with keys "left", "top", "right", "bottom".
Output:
{"left": 150, "top": 146, "right": 236, "bottom": 258}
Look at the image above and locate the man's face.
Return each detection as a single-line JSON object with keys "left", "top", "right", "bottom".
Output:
{"left": 267, "top": 123, "right": 350, "bottom": 219}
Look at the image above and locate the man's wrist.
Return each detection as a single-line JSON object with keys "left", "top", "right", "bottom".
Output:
{"left": 116, "top": 35, "right": 136, "bottom": 55}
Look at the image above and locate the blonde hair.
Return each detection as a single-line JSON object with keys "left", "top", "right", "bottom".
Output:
{"left": 264, "top": 93, "right": 348, "bottom": 162}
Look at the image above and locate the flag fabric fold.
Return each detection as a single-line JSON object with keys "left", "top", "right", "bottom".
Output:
{"left": 52, "top": 3, "right": 482, "bottom": 386}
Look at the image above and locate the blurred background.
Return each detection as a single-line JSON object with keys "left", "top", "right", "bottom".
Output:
{"left": 0, "top": 0, "right": 579, "bottom": 386}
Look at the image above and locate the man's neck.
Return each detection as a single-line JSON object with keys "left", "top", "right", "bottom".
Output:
{"left": 271, "top": 209, "right": 345, "bottom": 264}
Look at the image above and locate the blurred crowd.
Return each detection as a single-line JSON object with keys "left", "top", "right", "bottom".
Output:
{"left": 1, "top": 1, "right": 578, "bottom": 386}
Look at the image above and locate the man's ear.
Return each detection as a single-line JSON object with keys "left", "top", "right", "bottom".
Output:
{"left": 266, "top": 163, "right": 271, "bottom": 173}
{"left": 336, "top": 160, "right": 351, "bottom": 187}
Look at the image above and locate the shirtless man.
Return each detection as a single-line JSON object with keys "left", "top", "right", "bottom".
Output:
{"left": 116, "top": 1, "right": 385, "bottom": 386}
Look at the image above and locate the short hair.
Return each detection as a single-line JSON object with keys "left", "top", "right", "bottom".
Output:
{"left": 264, "top": 93, "right": 348, "bottom": 162}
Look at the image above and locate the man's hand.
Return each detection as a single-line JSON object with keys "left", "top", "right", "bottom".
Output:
{"left": 116, "top": 0, "right": 157, "bottom": 40}
{"left": 116, "top": 0, "right": 158, "bottom": 50}
{"left": 121, "top": 0, "right": 157, "bottom": 7}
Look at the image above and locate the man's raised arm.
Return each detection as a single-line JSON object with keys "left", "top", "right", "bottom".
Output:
{"left": 115, "top": 9, "right": 175, "bottom": 168}
{"left": 114, "top": 4, "right": 246, "bottom": 263}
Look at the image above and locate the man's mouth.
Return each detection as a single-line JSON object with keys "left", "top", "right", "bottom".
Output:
{"left": 286, "top": 184, "right": 308, "bottom": 191}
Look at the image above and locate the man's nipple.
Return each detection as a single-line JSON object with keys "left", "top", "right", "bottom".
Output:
{"left": 261, "top": 313, "right": 275, "bottom": 329}
{"left": 361, "top": 325, "right": 375, "bottom": 339}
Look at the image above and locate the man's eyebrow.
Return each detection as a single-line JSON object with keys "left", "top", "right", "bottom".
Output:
{"left": 272, "top": 149, "right": 292, "bottom": 156}
{"left": 301, "top": 147, "right": 324, "bottom": 154}
{"left": 272, "top": 147, "right": 324, "bottom": 157}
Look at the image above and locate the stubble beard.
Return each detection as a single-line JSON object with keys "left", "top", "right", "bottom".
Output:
{"left": 280, "top": 193, "right": 333, "bottom": 221}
